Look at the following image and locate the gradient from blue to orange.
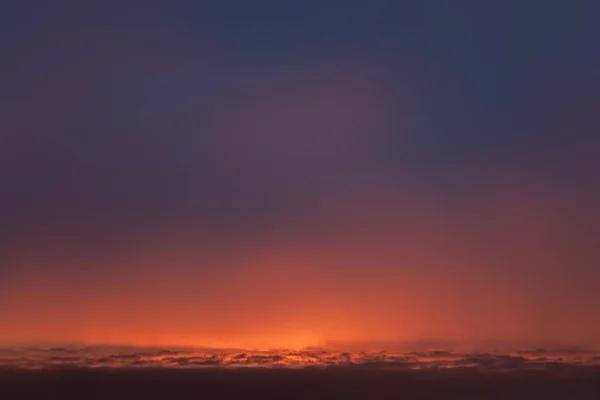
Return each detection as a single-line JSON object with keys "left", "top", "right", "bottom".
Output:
{"left": 1, "top": 1, "right": 599, "bottom": 350}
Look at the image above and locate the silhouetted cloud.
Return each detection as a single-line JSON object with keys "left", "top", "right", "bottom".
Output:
{"left": 1, "top": 345, "right": 599, "bottom": 372}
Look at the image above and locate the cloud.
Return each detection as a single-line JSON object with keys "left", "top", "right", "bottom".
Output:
{"left": 1, "top": 346, "right": 599, "bottom": 372}
{"left": 168, "top": 357, "right": 222, "bottom": 367}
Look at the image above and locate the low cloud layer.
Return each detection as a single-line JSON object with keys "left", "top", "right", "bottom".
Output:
{"left": 2, "top": 345, "right": 599, "bottom": 372}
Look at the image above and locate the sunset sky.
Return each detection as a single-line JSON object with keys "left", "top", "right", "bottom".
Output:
{"left": 1, "top": 1, "right": 599, "bottom": 350}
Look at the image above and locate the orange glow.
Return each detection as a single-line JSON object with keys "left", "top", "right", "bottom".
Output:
{"left": 3, "top": 176, "right": 600, "bottom": 350}
{"left": 1, "top": 0, "right": 599, "bottom": 360}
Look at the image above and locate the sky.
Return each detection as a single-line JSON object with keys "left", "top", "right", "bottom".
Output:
{"left": 0, "top": 1, "right": 599, "bottom": 350}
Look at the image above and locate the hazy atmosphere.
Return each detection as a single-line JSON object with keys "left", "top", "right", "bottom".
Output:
{"left": 1, "top": 1, "right": 599, "bottom": 351}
